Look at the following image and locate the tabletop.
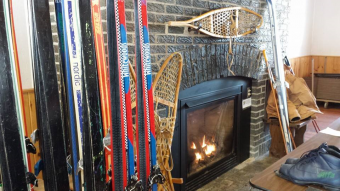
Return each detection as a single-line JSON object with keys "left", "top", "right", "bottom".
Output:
{"left": 249, "top": 118, "right": 340, "bottom": 191}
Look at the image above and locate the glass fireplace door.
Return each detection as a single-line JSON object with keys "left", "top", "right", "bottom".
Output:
{"left": 187, "top": 99, "right": 235, "bottom": 177}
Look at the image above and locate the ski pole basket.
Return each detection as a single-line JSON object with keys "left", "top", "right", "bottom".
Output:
{"left": 153, "top": 52, "right": 183, "bottom": 191}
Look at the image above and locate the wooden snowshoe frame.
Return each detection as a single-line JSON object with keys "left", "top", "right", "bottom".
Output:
{"left": 168, "top": 7, "right": 263, "bottom": 38}
{"left": 153, "top": 52, "right": 183, "bottom": 191}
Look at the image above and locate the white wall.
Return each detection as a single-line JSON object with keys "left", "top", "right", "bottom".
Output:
{"left": 12, "top": 0, "right": 34, "bottom": 89}
{"left": 311, "top": 0, "right": 340, "bottom": 56}
{"left": 286, "top": 0, "right": 315, "bottom": 58}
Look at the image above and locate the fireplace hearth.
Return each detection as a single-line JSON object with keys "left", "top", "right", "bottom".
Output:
{"left": 171, "top": 77, "right": 252, "bottom": 191}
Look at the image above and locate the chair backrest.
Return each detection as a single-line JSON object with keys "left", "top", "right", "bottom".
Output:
{"left": 153, "top": 52, "right": 183, "bottom": 119}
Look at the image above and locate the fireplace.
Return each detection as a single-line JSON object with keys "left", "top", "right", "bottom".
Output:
{"left": 172, "top": 77, "right": 252, "bottom": 190}
{"left": 187, "top": 98, "right": 235, "bottom": 177}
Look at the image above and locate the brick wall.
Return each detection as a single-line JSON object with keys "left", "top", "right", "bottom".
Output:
{"left": 48, "top": 0, "right": 292, "bottom": 157}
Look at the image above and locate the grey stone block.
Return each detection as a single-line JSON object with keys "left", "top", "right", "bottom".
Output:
{"left": 252, "top": 79, "right": 267, "bottom": 87}
{"left": 147, "top": 3, "right": 165, "bottom": 13}
{"left": 52, "top": 35, "right": 59, "bottom": 44}
{"left": 193, "top": 0, "right": 208, "bottom": 9}
{"left": 148, "top": 24, "right": 166, "bottom": 33}
{"left": 151, "top": 63, "right": 160, "bottom": 72}
{"left": 156, "top": 15, "right": 176, "bottom": 23}
{"left": 149, "top": 35, "right": 156, "bottom": 43}
{"left": 157, "top": 35, "right": 175, "bottom": 43}
{"left": 176, "top": 0, "right": 191, "bottom": 6}
{"left": 102, "top": 23, "right": 107, "bottom": 33}
{"left": 208, "top": 2, "right": 222, "bottom": 9}
{"left": 125, "top": 0, "right": 134, "bottom": 9}
{"left": 151, "top": 56, "right": 157, "bottom": 64}
{"left": 100, "top": 0, "right": 106, "bottom": 6}
{"left": 176, "top": 16, "right": 192, "bottom": 21}
{"left": 168, "top": 26, "right": 184, "bottom": 34}
{"left": 150, "top": 45, "right": 166, "bottom": 53}
{"left": 156, "top": 0, "right": 175, "bottom": 3}
{"left": 166, "top": 5, "right": 184, "bottom": 14}
{"left": 125, "top": 11, "right": 133, "bottom": 21}
{"left": 251, "top": 116, "right": 264, "bottom": 124}
{"left": 126, "top": 23, "right": 135, "bottom": 32}
{"left": 128, "top": 46, "right": 135, "bottom": 54}
{"left": 252, "top": 92, "right": 266, "bottom": 100}
{"left": 176, "top": 36, "right": 193, "bottom": 44}
{"left": 101, "top": 9, "right": 107, "bottom": 20}
{"left": 167, "top": 45, "right": 185, "bottom": 53}
{"left": 127, "top": 34, "right": 133, "bottom": 44}
{"left": 184, "top": 8, "right": 201, "bottom": 16}
{"left": 51, "top": 25, "right": 58, "bottom": 33}
{"left": 193, "top": 37, "right": 219, "bottom": 44}
{"left": 148, "top": 13, "right": 156, "bottom": 22}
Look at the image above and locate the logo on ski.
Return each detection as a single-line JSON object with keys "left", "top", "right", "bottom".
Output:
{"left": 68, "top": 1, "right": 77, "bottom": 58}
{"left": 73, "top": 62, "right": 81, "bottom": 86}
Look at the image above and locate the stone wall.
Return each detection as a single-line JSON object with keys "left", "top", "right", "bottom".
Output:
{"left": 48, "top": 0, "right": 292, "bottom": 157}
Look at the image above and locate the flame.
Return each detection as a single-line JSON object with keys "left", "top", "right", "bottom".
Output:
{"left": 192, "top": 135, "right": 216, "bottom": 162}
{"left": 195, "top": 152, "right": 202, "bottom": 161}
{"left": 191, "top": 142, "right": 196, "bottom": 149}
{"left": 202, "top": 135, "right": 207, "bottom": 148}
{"left": 205, "top": 144, "right": 216, "bottom": 156}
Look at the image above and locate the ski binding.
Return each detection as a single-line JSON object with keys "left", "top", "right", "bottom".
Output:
{"left": 147, "top": 165, "right": 165, "bottom": 190}
{"left": 25, "top": 172, "right": 38, "bottom": 187}
{"left": 125, "top": 175, "right": 143, "bottom": 191}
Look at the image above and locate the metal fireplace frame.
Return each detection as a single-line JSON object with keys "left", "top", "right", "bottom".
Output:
{"left": 171, "top": 77, "right": 251, "bottom": 191}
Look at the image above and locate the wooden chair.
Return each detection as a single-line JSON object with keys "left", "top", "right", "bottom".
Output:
{"left": 153, "top": 52, "right": 183, "bottom": 191}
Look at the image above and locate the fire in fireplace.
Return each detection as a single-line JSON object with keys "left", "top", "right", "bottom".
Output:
{"left": 187, "top": 99, "right": 235, "bottom": 177}
{"left": 171, "top": 77, "right": 251, "bottom": 191}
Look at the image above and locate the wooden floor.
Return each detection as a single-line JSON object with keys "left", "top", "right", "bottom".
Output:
{"left": 305, "top": 102, "right": 340, "bottom": 141}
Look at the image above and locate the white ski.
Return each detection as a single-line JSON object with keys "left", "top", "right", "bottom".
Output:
{"left": 266, "top": 0, "right": 293, "bottom": 152}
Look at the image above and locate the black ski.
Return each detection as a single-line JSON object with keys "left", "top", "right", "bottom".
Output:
{"left": 0, "top": 1, "right": 27, "bottom": 189}
{"left": 29, "top": 0, "right": 70, "bottom": 189}
{"left": 79, "top": 0, "right": 106, "bottom": 189}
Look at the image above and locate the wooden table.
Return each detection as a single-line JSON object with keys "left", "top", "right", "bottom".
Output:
{"left": 250, "top": 118, "right": 340, "bottom": 191}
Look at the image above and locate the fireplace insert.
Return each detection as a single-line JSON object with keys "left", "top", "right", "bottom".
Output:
{"left": 171, "top": 77, "right": 251, "bottom": 190}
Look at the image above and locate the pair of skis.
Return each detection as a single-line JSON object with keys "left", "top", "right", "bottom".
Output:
{"left": 56, "top": 0, "right": 108, "bottom": 190}
{"left": 0, "top": 0, "right": 29, "bottom": 189}
{"left": 55, "top": 0, "right": 85, "bottom": 190}
{"left": 134, "top": 0, "right": 165, "bottom": 190}
{"left": 107, "top": 0, "right": 164, "bottom": 190}
{"left": 28, "top": 0, "right": 70, "bottom": 189}
{"left": 1, "top": 0, "right": 41, "bottom": 189}
{"left": 266, "top": 0, "right": 294, "bottom": 153}
{"left": 90, "top": 0, "right": 112, "bottom": 184}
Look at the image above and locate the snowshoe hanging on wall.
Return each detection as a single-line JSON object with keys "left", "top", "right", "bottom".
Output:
{"left": 168, "top": 7, "right": 263, "bottom": 38}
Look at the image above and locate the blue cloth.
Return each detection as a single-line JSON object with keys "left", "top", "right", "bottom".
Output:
{"left": 34, "top": 159, "right": 44, "bottom": 176}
